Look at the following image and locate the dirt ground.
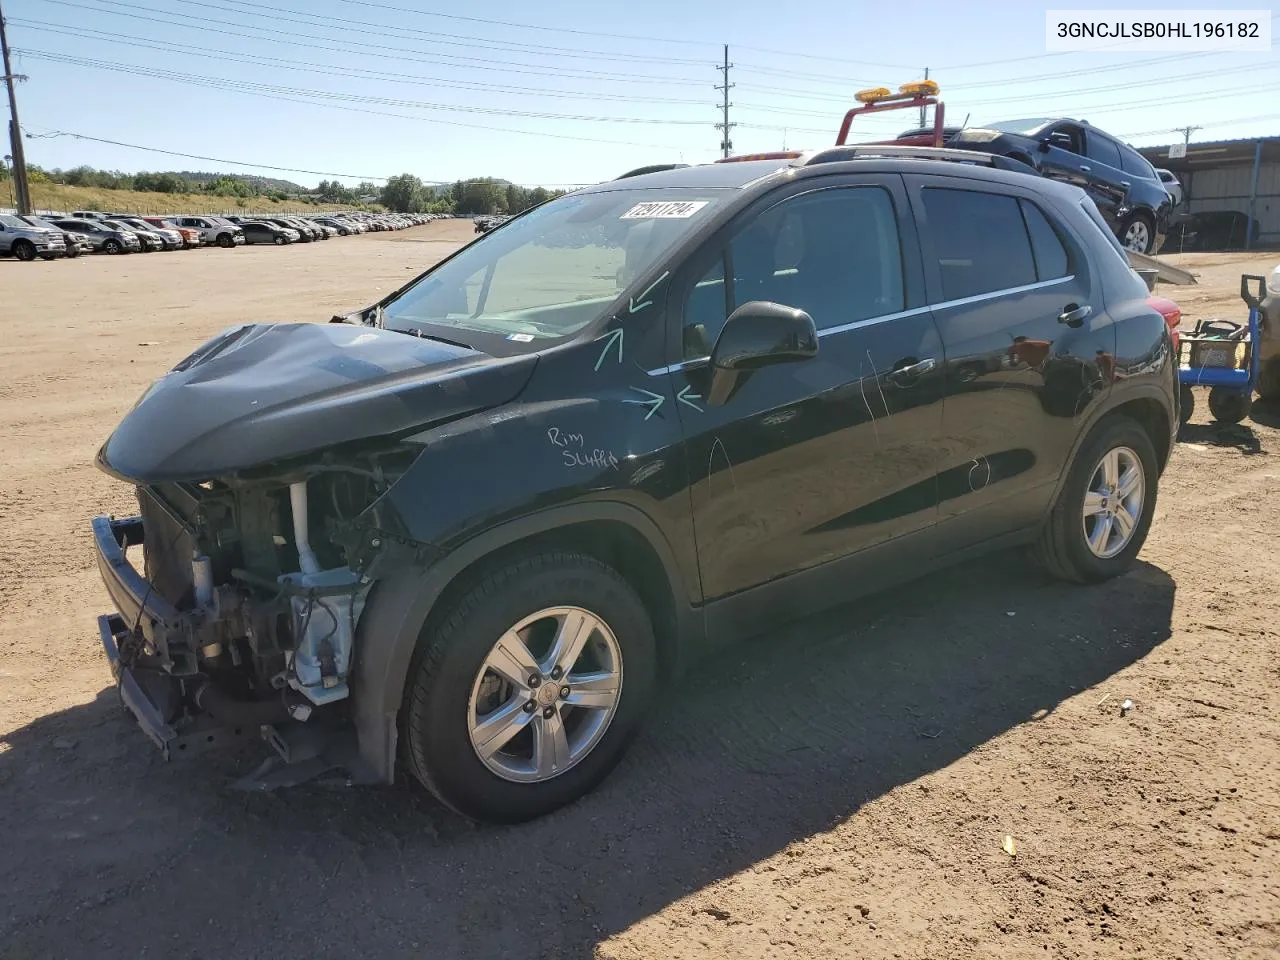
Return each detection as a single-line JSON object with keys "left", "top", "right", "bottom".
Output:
{"left": 1, "top": 226, "right": 1278, "bottom": 959}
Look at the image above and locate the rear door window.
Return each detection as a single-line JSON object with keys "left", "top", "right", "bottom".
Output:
{"left": 1085, "top": 134, "right": 1123, "bottom": 170}
{"left": 921, "top": 188, "right": 1036, "bottom": 300}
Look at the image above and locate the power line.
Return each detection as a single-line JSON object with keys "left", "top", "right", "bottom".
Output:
{"left": 25, "top": 127, "right": 597, "bottom": 187}
{"left": 13, "top": 51, "right": 686, "bottom": 148}
{"left": 16, "top": 48, "right": 712, "bottom": 125}
{"left": 175, "top": 0, "right": 715, "bottom": 66}
{"left": 11, "top": 19, "right": 715, "bottom": 105}
{"left": 36, "top": 0, "right": 712, "bottom": 85}
{"left": 28, "top": 129, "right": 397, "bottom": 179}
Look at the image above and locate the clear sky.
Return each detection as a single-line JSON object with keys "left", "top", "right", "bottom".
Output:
{"left": 3, "top": 0, "right": 1277, "bottom": 189}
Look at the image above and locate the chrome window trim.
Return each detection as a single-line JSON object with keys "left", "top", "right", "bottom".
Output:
{"left": 649, "top": 275, "right": 1075, "bottom": 376}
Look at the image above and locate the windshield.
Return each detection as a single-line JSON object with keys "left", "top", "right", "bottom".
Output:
{"left": 381, "top": 187, "right": 727, "bottom": 344}
{"left": 0, "top": 215, "right": 31, "bottom": 229}
{"left": 22, "top": 217, "right": 57, "bottom": 229}
{"left": 976, "top": 118, "right": 1057, "bottom": 135}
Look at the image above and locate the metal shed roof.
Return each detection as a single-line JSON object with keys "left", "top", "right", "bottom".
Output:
{"left": 1138, "top": 136, "right": 1280, "bottom": 173}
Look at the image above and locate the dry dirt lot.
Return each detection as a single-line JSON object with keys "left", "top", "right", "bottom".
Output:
{"left": 1, "top": 226, "right": 1278, "bottom": 959}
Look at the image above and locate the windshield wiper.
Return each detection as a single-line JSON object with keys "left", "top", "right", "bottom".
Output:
{"left": 403, "top": 327, "right": 474, "bottom": 350}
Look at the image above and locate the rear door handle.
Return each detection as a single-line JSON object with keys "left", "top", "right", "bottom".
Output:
{"left": 1058, "top": 304, "right": 1093, "bottom": 327}
{"left": 888, "top": 356, "right": 938, "bottom": 385}
{"left": 1079, "top": 164, "right": 1091, "bottom": 172}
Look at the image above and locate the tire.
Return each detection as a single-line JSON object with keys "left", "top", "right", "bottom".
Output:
{"left": 403, "top": 550, "right": 657, "bottom": 824}
{"left": 12, "top": 239, "right": 36, "bottom": 262}
{"left": 40, "top": 253, "right": 59, "bottom": 261}
{"left": 65, "top": 245, "right": 80, "bottom": 259}
{"left": 216, "top": 233, "right": 233, "bottom": 248}
{"left": 1208, "top": 387, "right": 1252, "bottom": 424}
{"left": 1119, "top": 212, "right": 1156, "bottom": 255}
{"left": 103, "top": 239, "right": 122, "bottom": 254}
{"left": 274, "top": 235, "right": 287, "bottom": 245}
{"left": 1258, "top": 357, "right": 1280, "bottom": 402}
{"left": 1179, "top": 384, "right": 1195, "bottom": 425}
{"left": 1032, "top": 414, "right": 1159, "bottom": 583}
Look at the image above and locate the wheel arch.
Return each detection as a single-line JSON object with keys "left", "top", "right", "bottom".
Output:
{"left": 350, "top": 502, "right": 698, "bottom": 784}
{"left": 1045, "top": 384, "right": 1174, "bottom": 515}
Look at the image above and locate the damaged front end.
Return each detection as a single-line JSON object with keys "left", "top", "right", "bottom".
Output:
{"left": 91, "top": 320, "right": 536, "bottom": 784}
{"left": 94, "top": 442, "right": 419, "bottom": 782}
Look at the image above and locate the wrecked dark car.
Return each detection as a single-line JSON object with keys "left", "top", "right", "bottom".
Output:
{"left": 94, "top": 148, "right": 1177, "bottom": 823}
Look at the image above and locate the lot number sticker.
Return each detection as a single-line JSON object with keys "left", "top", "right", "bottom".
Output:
{"left": 620, "top": 201, "right": 710, "bottom": 220}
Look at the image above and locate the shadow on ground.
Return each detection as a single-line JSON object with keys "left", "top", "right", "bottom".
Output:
{"left": 0, "top": 553, "right": 1174, "bottom": 959}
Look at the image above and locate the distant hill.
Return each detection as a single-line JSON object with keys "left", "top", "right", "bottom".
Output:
{"left": 173, "top": 171, "right": 308, "bottom": 194}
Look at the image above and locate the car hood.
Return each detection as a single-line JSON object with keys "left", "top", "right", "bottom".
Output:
{"left": 98, "top": 321, "right": 537, "bottom": 483}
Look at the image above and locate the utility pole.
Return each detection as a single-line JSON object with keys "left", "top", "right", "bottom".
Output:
{"left": 0, "top": 0, "right": 32, "bottom": 214}
{"left": 714, "top": 44, "right": 735, "bottom": 159}
{"left": 918, "top": 67, "right": 929, "bottom": 127}
{"left": 1174, "top": 124, "right": 1202, "bottom": 147}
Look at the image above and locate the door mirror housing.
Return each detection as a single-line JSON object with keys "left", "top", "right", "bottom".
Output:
{"left": 706, "top": 300, "right": 818, "bottom": 405}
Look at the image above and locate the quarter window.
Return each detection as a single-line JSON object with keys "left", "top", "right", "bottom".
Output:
{"left": 683, "top": 186, "right": 904, "bottom": 356}
{"left": 1119, "top": 146, "right": 1154, "bottom": 178}
{"left": 1018, "top": 200, "right": 1070, "bottom": 281}
{"left": 922, "top": 188, "right": 1036, "bottom": 300}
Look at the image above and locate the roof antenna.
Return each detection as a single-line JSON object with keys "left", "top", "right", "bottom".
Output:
{"left": 961, "top": 113, "right": 970, "bottom": 129}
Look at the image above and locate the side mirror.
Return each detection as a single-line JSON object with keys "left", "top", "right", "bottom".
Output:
{"left": 1038, "top": 136, "right": 1053, "bottom": 153}
{"left": 706, "top": 301, "right": 818, "bottom": 405}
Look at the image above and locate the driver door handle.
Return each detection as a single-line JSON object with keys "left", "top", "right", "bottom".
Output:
{"left": 888, "top": 356, "right": 938, "bottom": 386}
{"left": 1079, "top": 164, "right": 1091, "bottom": 172}
{"left": 1058, "top": 303, "right": 1093, "bottom": 327}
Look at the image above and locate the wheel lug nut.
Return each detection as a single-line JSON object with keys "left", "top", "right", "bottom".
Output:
{"left": 542, "top": 706, "right": 554, "bottom": 719}
{"left": 528, "top": 674, "right": 541, "bottom": 688}
{"left": 523, "top": 700, "right": 536, "bottom": 713}
{"left": 550, "top": 666, "right": 563, "bottom": 681}
{"left": 560, "top": 686, "right": 571, "bottom": 699}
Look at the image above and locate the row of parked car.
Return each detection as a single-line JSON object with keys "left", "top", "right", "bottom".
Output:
{"left": 0, "top": 210, "right": 447, "bottom": 261}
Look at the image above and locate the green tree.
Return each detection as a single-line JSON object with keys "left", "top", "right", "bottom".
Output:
{"left": 380, "top": 173, "right": 427, "bottom": 212}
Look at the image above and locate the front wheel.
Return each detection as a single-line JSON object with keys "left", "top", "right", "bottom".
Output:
{"left": 40, "top": 253, "right": 59, "bottom": 261}
{"left": 12, "top": 239, "right": 36, "bottom": 262}
{"left": 1032, "top": 415, "right": 1159, "bottom": 583}
{"left": 216, "top": 233, "right": 233, "bottom": 248}
{"left": 403, "top": 551, "right": 656, "bottom": 823}
{"left": 103, "top": 239, "right": 122, "bottom": 254}
{"left": 1119, "top": 212, "right": 1156, "bottom": 255}
{"left": 274, "top": 235, "right": 287, "bottom": 245}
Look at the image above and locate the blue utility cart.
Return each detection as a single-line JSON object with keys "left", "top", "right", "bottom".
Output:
{"left": 1178, "top": 274, "right": 1268, "bottom": 425}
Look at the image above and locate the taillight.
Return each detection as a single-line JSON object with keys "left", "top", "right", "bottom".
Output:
{"left": 1147, "top": 295, "right": 1181, "bottom": 353}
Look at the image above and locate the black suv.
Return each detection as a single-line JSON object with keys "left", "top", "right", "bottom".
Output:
{"left": 949, "top": 118, "right": 1173, "bottom": 255}
{"left": 91, "top": 148, "right": 1177, "bottom": 823}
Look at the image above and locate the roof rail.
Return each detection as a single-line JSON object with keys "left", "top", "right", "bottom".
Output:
{"left": 796, "top": 145, "right": 1026, "bottom": 173}
{"left": 614, "top": 163, "right": 690, "bottom": 180}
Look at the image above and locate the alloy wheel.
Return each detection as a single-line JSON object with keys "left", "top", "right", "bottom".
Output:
{"left": 1123, "top": 220, "right": 1150, "bottom": 253}
{"left": 467, "top": 606, "right": 623, "bottom": 783}
{"left": 1082, "top": 446, "right": 1145, "bottom": 559}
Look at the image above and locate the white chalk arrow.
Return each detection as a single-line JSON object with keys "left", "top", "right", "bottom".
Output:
{"left": 676, "top": 385, "right": 703, "bottom": 412}
{"left": 593, "top": 326, "right": 623, "bottom": 371}
{"left": 628, "top": 271, "right": 670, "bottom": 314}
{"left": 626, "top": 387, "right": 666, "bottom": 421}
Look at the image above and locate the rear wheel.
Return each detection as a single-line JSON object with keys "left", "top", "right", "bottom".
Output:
{"left": 12, "top": 239, "right": 36, "bottom": 262}
{"left": 1033, "top": 415, "right": 1158, "bottom": 583}
{"left": 1119, "top": 212, "right": 1156, "bottom": 255}
{"left": 1208, "top": 387, "right": 1252, "bottom": 424}
{"left": 403, "top": 550, "right": 656, "bottom": 823}
{"left": 1258, "top": 357, "right": 1280, "bottom": 402}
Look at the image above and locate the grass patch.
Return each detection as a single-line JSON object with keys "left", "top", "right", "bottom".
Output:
{"left": 15, "top": 182, "right": 365, "bottom": 216}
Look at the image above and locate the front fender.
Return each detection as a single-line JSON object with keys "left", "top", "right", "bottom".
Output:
{"left": 349, "top": 499, "right": 699, "bottom": 783}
